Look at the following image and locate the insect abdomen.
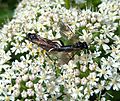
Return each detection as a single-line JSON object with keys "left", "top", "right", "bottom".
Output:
{"left": 52, "top": 45, "right": 74, "bottom": 52}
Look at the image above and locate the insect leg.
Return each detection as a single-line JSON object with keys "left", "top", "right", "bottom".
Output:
{"left": 45, "top": 52, "right": 53, "bottom": 61}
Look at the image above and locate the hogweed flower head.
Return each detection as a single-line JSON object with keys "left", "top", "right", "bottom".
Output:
{"left": 0, "top": 0, "right": 120, "bottom": 100}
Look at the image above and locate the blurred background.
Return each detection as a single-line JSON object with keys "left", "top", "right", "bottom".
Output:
{"left": 0, "top": 0, "right": 21, "bottom": 27}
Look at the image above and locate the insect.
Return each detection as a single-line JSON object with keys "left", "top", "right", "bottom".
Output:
{"left": 27, "top": 33, "right": 88, "bottom": 52}
{"left": 27, "top": 22, "right": 88, "bottom": 64}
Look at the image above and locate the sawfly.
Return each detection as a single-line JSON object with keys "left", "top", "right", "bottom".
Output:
{"left": 27, "top": 33, "right": 88, "bottom": 52}
{"left": 26, "top": 21, "right": 88, "bottom": 64}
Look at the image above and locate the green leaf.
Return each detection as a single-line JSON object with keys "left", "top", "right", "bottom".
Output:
{"left": 64, "top": 0, "right": 70, "bottom": 9}
{"left": 0, "top": 9, "right": 13, "bottom": 26}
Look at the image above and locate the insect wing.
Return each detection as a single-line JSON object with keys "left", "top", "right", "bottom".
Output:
{"left": 27, "top": 33, "right": 62, "bottom": 51}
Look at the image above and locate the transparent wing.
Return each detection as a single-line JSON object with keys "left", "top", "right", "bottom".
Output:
{"left": 58, "top": 21, "right": 79, "bottom": 44}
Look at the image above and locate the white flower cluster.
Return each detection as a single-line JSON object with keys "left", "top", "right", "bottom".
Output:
{"left": 0, "top": 0, "right": 120, "bottom": 100}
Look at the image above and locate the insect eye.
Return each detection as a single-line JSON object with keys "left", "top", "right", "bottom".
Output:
{"left": 83, "top": 42, "right": 88, "bottom": 49}
{"left": 27, "top": 33, "right": 37, "bottom": 40}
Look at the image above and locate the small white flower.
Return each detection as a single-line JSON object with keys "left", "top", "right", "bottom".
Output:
{"left": 13, "top": 84, "right": 20, "bottom": 90}
{"left": 0, "top": 50, "right": 11, "bottom": 64}
{"left": 89, "top": 63, "right": 96, "bottom": 71}
{"left": 16, "top": 77, "right": 22, "bottom": 84}
{"left": 71, "top": 86, "right": 84, "bottom": 99}
{"left": 84, "top": 86, "right": 94, "bottom": 97}
{"left": 87, "top": 72, "right": 99, "bottom": 86}
{"left": 107, "top": 74, "right": 120, "bottom": 91}
{"left": 75, "top": 77, "right": 80, "bottom": 85}
{"left": 94, "top": 22, "right": 101, "bottom": 28}
{"left": 21, "top": 42, "right": 30, "bottom": 52}
{"left": 20, "top": 54, "right": 31, "bottom": 64}
{"left": 21, "top": 90, "right": 27, "bottom": 98}
{"left": 101, "top": 56, "right": 118, "bottom": 69}
{"left": 80, "top": 29, "right": 92, "bottom": 43}
{"left": 100, "top": 97, "right": 106, "bottom": 101}
{"left": 29, "top": 74, "right": 35, "bottom": 81}
{"left": 12, "top": 89, "right": 20, "bottom": 97}
{"left": 94, "top": 34, "right": 109, "bottom": 47}
{"left": 64, "top": 60, "right": 76, "bottom": 70}
{"left": 80, "top": 65, "right": 87, "bottom": 72}
{"left": 96, "top": 65, "right": 112, "bottom": 79}
{"left": 27, "top": 89, "right": 34, "bottom": 96}
{"left": 74, "top": 69, "right": 80, "bottom": 76}
{"left": 24, "top": 99, "right": 31, "bottom": 101}
{"left": 14, "top": 32, "right": 26, "bottom": 41}
{"left": 22, "top": 74, "right": 29, "bottom": 81}
{"left": 102, "top": 44, "right": 110, "bottom": 52}
{"left": 94, "top": 80, "right": 105, "bottom": 94}
{"left": 26, "top": 81, "right": 33, "bottom": 88}
{"left": 80, "top": 20, "right": 87, "bottom": 27}
{"left": 81, "top": 77, "right": 87, "bottom": 85}
{"left": 91, "top": 17, "right": 96, "bottom": 23}
{"left": 11, "top": 41, "right": 22, "bottom": 55}
{"left": 16, "top": 99, "right": 21, "bottom": 101}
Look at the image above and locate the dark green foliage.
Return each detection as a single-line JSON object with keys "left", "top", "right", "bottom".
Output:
{"left": 0, "top": 0, "right": 21, "bottom": 26}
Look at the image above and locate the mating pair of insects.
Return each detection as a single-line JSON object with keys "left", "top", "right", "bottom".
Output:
{"left": 27, "top": 22, "right": 88, "bottom": 53}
